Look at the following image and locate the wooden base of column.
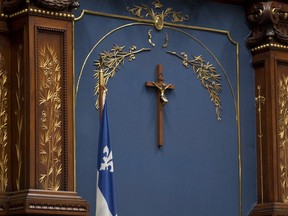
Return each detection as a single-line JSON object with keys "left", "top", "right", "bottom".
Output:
{"left": 250, "top": 203, "right": 288, "bottom": 216}
{"left": 6, "top": 190, "right": 89, "bottom": 216}
{"left": 0, "top": 194, "right": 9, "bottom": 215}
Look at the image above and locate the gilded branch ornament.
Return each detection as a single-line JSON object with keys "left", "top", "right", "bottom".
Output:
{"left": 167, "top": 51, "right": 222, "bottom": 121}
{"left": 127, "top": 0, "right": 188, "bottom": 30}
{"left": 279, "top": 75, "right": 288, "bottom": 203}
{"left": 94, "top": 44, "right": 151, "bottom": 109}
{"left": 0, "top": 52, "right": 8, "bottom": 192}
{"left": 15, "top": 45, "right": 23, "bottom": 191}
{"left": 38, "top": 45, "right": 62, "bottom": 191}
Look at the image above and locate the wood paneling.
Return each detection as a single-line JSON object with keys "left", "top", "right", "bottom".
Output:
{"left": 0, "top": 0, "right": 88, "bottom": 215}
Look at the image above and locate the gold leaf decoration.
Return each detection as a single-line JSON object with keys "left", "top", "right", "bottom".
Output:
{"left": 94, "top": 44, "right": 151, "bottom": 109}
{"left": 279, "top": 75, "right": 288, "bottom": 203}
{"left": 15, "top": 45, "right": 23, "bottom": 191}
{"left": 127, "top": 1, "right": 188, "bottom": 30}
{"left": 0, "top": 52, "right": 8, "bottom": 192}
{"left": 38, "top": 45, "right": 62, "bottom": 191}
{"left": 167, "top": 51, "right": 222, "bottom": 121}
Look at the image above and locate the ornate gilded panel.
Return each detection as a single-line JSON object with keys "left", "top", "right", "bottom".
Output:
{"left": 0, "top": 52, "right": 8, "bottom": 192}
{"left": 279, "top": 75, "right": 288, "bottom": 203}
{"left": 38, "top": 45, "right": 62, "bottom": 191}
{"left": 15, "top": 44, "right": 23, "bottom": 191}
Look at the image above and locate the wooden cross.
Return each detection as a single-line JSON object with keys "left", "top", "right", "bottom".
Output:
{"left": 145, "top": 64, "right": 175, "bottom": 147}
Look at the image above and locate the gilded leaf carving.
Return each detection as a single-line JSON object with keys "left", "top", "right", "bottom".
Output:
{"left": 94, "top": 44, "right": 150, "bottom": 109}
{"left": 38, "top": 45, "right": 62, "bottom": 191}
{"left": 0, "top": 52, "right": 8, "bottom": 192}
{"left": 279, "top": 75, "right": 288, "bottom": 203}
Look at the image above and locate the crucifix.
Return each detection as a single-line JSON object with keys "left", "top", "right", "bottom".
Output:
{"left": 145, "top": 64, "right": 175, "bottom": 147}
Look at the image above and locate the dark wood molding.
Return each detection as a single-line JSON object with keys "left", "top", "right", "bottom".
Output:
{"left": 31, "top": 0, "right": 79, "bottom": 11}
{"left": 1, "top": 0, "right": 79, "bottom": 14}
{"left": 246, "top": 1, "right": 288, "bottom": 216}
{"left": 246, "top": 1, "right": 288, "bottom": 49}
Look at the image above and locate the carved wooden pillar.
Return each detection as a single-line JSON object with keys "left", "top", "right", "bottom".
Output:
{"left": 0, "top": 1, "right": 11, "bottom": 214}
{"left": 246, "top": 1, "right": 288, "bottom": 215}
{"left": 0, "top": 0, "right": 88, "bottom": 215}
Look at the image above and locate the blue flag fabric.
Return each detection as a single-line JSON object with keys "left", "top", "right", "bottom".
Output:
{"left": 96, "top": 102, "right": 117, "bottom": 216}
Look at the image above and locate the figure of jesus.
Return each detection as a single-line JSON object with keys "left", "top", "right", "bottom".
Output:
{"left": 152, "top": 81, "right": 171, "bottom": 106}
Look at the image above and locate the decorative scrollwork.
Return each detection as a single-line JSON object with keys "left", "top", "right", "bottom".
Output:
{"left": 38, "top": 45, "right": 62, "bottom": 191}
{"left": 167, "top": 51, "right": 222, "bottom": 121}
{"left": 94, "top": 44, "right": 151, "bottom": 109}
{"left": 279, "top": 75, "right": 288, "bottom": 203}
{"left": 0, "top": 52, "right": 8, "bottom": 192}
{"left": 127, "top": 1, "right": 188, "bottom": 30}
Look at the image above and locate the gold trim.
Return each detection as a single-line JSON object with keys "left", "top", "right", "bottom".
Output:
{"left": 236, "top": 42, "right": 242, "bottom": 216}
{"left": 73, "top": 20, "right": 77, "bottom": 192}
{"left": 251, "top": 43, "right": 288, "bottom": 52}
{"left": 74, "top": 10, "right": 235, "bottom": 40}
{"left": 0, "top": 52, "right": 8, "bottom": 193}
{"left": 1, "top": 7, "right": 74, "bottom": 19}
{"left": 38, "top": 45, "right": 62, "bottom": 191}
{"left": 127, "top": 1, "right": 188, "bottom": 30}
{"left": 255, "top": 85, "right": 265, "bottom": 203}
{"left": 15, "top": 45, "right": 24, "bottom": 191}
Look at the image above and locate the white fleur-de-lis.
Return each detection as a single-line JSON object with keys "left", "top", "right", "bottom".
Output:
{"left": 100, "top": 146, "right": 114, "bottom": 172}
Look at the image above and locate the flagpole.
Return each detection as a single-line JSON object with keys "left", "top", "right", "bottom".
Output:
{"left": 99, "top": 56, "right": 104, "bottom": 120}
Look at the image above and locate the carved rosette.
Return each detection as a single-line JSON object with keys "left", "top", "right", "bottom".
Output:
{"left": 246, "top": 1, "right": 288, "bottom": 49}
{"left": 38, "top": 45, "right": 62, "bottom": 191}
{"left": 0, "top": 52, "right": 8, "bottom": 193}
{"left": 279, "top": 75, "right": 288, "bottom": 203}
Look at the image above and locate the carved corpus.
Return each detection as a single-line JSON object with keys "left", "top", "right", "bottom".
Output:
{"left": 145, "top": 64, "right": 175, "bottom": 146}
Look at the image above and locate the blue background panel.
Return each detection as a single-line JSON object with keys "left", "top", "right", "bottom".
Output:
{"left": 74, "top": 1, "right": 256, "bottom": 216}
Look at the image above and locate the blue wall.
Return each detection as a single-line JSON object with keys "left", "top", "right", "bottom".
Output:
{"left": 74, "top": 1, "right": 256, "bottom": 215}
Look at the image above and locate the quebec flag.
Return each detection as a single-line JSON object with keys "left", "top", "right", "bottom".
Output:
{"left": 96, "top": 101, "right": 117, "bottom": 216}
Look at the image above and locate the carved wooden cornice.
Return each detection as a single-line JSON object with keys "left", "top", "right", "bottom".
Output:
{"left": 246, "top": 1, "right": 288, "bottom": 49}
{"left": 1, "top": 0, "right": 79, "bottom": 14}
{"left": 2, "top": 0, "right": 24, "bottom": 13}
{"left": 31, "top": 0, "right": 79, "bottom": 11}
